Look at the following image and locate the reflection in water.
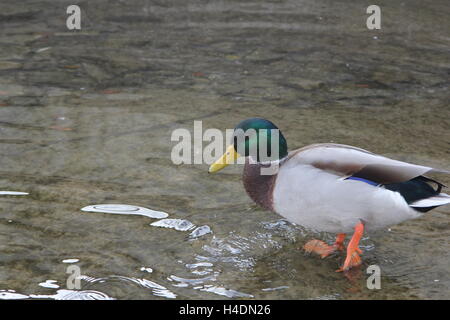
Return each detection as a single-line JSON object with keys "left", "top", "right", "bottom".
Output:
{"left": 81, "top": 204, "right": 169, "bottom": 219}
{"left": 0, "top": 0, "right": 449, "bottom": 300}
{"left": 62, "top": 258, "right": 80, "bottom": 264}
{"left": 101, "top": 276, "right": 177, "bottom": 299}
{"left": 59, "top": 274, "right": 177, "bottom": 299}
{"left": 169, "top": 274, "right": 218, "bottom": 287}
{"left": 140, "top": 267, "right": 153, "bottom": 273}
{"left": 261, "top": 286, "right": 289, "bottom": 292}
{"left": 38, "top": 280, "right": 59, "bottom": 289}
{"left": 189, "top": 225, "right": 212, "bottom": 239}
{"left": 310, "top": 294, "right": 340, "bottom": 300}
{"left": 0, "top": 191, "right": 28, "bottom": 195}
{"left": 45, "top": 289, "right": 115, "bottom": 300}
{"left": 200, "top": 286, "right": 253, "bottom": 298}
{"left": 0, "top": 289, "right": 114, "bottom": 300}
{"left": 0, "top": 290, "right": 29, "bottom": 300}
{"left": 150, "top": 218, "right": 196, "bottom": 231}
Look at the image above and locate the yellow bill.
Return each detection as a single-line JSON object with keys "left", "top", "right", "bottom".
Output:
{"left": 208, "top": 144, "right": 240, "bottom": 173}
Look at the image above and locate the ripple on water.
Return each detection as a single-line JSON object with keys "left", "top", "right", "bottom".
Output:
{"left": 62, "top": 258, "right": 79, "bottom": 264}
{"left": 200, "top": 285, "right": 253, "bottom": 298}
{"left": 140, "top": 267, "right": 153, "bottom": 273}
{"left": 261, "top": 286, "right": 289, "bottom": 292}
{"left": 80, "top": 204, "right": 169, "bottom": 219}
{"left": 79, "top": 275, "right": 177, "bottom": 299}
{"left": 113, "top": 276, "right": 177, "bottom": 299}
{"left": 189, "top": 225, "right": 212, "bottom": 239}
{"left": 185, "top": 262, "right": 214, "bottom": 269}
{"left": 38, "top": 280, "right": 59, "bottom": 289}
{"left": 0, "top": 191, "right": 28, "bottom": 195}
{"left": 167, "top": 272, "right": 252, "bottom": 298}
{"left": 150, "top": 218, "right": 196, "bottom": 231}
{"left": 168, "top": 274, "right": 218, "bottom": 286}
{"left": 0, "top": 290, "right": 29, "bottom": 300}
{"left": 0, "top": 289, "right": 114, "bottom": 300}
{"left": 39, "top": 289, "right": 114, "bottom": 300}
{"left": 261, "top": 219, "right": 307, "bottom": 240}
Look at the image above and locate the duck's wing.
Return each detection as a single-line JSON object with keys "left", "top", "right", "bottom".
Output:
{"left": 288, "top": 143, "right": 449, "bottom": 184}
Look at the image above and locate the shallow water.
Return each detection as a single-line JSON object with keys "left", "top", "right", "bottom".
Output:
{"left": 0, "top": 0, "right": 449, "bottom": 300}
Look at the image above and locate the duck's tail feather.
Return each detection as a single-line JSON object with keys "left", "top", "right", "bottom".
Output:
{"left": 409, "top": 193, "right": 450, "bottom": 212}
{"left": 382, "top": 176, "right": 449, "bottom": 213}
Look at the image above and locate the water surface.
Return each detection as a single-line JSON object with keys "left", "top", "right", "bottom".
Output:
{"left": 0, "top": 0, "right": 449, "bottom": 299}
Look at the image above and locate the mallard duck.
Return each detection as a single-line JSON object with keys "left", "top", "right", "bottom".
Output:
{"left": 208, "top": 118, "right": 450, "bottom": 271}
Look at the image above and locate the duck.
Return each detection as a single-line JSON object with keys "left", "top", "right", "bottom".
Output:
{"left": 208, "top": 118, "right": 450, "bottom": 271}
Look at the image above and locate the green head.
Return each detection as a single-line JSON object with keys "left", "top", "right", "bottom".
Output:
{"left": 209, "top": 118, "right": 288, "bottom": 173}
{"left": 233, "top": 118, "right": 288, "bottom": 161}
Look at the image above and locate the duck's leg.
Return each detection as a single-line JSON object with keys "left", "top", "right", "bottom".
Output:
{"left": 303, "top": 233, "right": 346, "bottom": 258}
{"left": 334, "top": 233, "right": 346, "bottom": 251}
{"left": 337, "top": 221, "right": 364, "bottom": 272}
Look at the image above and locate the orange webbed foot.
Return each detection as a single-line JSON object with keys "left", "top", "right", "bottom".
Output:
{"left": 303, "top": 239, "right": 337, "bottom": 258}
{"left": 337, "top": 250, "right": 362, "bottom": 272}
{"left": 337, "top": 222, "right": 364, "bottom": 272}
{"left": 303, "top": 233, "right": 347, "bottom": 259}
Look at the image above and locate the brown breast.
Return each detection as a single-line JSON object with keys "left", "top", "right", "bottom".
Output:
{"left": 242, "top": 159, "right": 278, "bottom": 211}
